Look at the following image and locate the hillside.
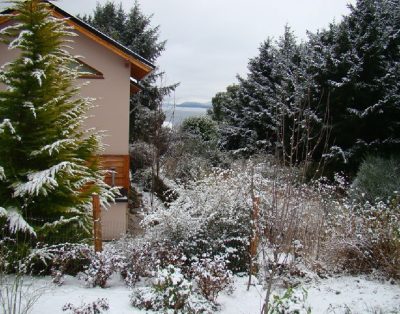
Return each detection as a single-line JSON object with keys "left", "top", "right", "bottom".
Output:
{"left": 176, "top": 101, "right": 212, "bottom": 109}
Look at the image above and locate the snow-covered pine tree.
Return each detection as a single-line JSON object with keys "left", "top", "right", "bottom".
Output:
{"left": 0, "top": 0, "right": 115, "bottom": 242}
{"left": 217, "top": 26, "right": 323, "bottom": 163}
{"left": 273, "top": 26, "right": 324, "bottom": 166}
{"left": 237, "top": 39, "right": 280, "bottom": 152}
{"left": 214, "top": 39, "right": 282, "bottom": 154}
{"left": 309, "top": 0, "right": 400, "bottom": 172}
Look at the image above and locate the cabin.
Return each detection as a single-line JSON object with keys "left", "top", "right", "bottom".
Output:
{"left": 0, "top": 1, "right": 154, "bottom": 240}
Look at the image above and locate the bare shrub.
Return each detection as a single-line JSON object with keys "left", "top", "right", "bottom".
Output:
{"left": 324, "top": 199, "right": 400, "bottom": 278}
{"left": 0, "top": 274, "right": 44, "bottom": 314}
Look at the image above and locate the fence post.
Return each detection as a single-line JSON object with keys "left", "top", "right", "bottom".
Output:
{"left": 92, "top": 193, "right": 103, "bottom": 252}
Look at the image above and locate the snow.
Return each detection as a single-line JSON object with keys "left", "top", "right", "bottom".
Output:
{"left": 305, "top": 276, "right": 400, "bottom": 313}
{"left": 0, "top": 166, "right": 5, "bottom": 180}
{"left": 25, "top": 274, "right": 400, "bottom": 314}
{"left": 32, "top": 69, "right": 46, "bottom": 86}
{"left": 13, "top": 161, "right": 81, "bottom": 197}
{"left": 0, "top": 207, "right": 36, "bottom": 235}
{"left": 31, "top": 275, "right": 140, "bottom": 314}
{"left": 0, "top": 118, "right": 16, "bottom": 134}
{"left": 8, "top": 30, "right": 33, "bottom": 50}
{"left": 31, "top": 139, "right": 76, "bottom": 156}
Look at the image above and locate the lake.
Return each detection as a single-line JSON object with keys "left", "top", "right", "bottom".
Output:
{"left": 162, "top": 104, "right": 209, "bottom": 126}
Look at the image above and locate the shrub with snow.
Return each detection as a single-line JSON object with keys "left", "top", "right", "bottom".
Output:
{"left": 113, "top": 238, "right": 188, "bottom": 287}
{"left": 62, "top": 298, "right": 109, "bottom": 314}
{"left": 325, "top": 198, "right": 400, "bottom": 278}
{"left": 21, "top": 243, "right": 92, "bottom": 282}
{"left": 142, "top": 167, "right": 253, "bottom": 272}
{"left": 191, "top": 254, "right": 234, "bottom": 302}
{"left": 351, "top": 155, "right": 400, "bottom": 203}
{"left": 130, "top": 265, "right": 216, "bottom": 313}
{"left": 267, "top": 287, "right": 311, "bottom": 314}
{"left": 79, "top": 246, "right": 125, "bottom": 288}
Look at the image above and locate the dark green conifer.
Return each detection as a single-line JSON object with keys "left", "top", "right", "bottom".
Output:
{"left": 0, "top": 0, "right": 114, "bottom": 242}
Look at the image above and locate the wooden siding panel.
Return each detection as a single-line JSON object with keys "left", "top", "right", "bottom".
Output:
{"left": 100, "top": 155, "right": 130, "bottom": 190}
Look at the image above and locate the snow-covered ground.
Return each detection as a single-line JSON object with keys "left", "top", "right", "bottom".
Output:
{"left": 25, "top": 274, "right": 400, "bottom": 314}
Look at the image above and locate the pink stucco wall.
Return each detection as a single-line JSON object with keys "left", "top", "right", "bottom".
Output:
{"left": 0, "top": 23, "right": 131, "bottom": 155}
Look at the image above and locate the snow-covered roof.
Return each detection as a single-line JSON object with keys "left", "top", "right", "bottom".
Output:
{"left": 0, "top": 0, "right": 155, "bottom": 81}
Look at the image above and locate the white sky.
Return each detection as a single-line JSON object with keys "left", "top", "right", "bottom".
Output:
{"left": 1, "top": 0, "right": 356, "bottom": 103}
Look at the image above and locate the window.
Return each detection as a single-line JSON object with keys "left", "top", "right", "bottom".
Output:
{"left": 70, "top": 59, "right": 104, "bottom": 79}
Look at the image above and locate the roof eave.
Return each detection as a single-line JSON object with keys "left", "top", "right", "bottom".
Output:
{"left": 0, "top": 1, "right": 155, "bottom": 80}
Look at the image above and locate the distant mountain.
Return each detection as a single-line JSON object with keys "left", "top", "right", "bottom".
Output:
{"left": 176, "top": 101, "right": 212, "bottom": 109}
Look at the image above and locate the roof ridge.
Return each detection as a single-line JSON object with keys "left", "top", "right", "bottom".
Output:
{"left": 0, "top": 0, "right": 155, "bottom": 80}
{"left": 45, "top": 1, "right": 154, "bottom": 69}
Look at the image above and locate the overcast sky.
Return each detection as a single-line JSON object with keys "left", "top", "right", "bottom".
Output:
{"left": 1, "top": 0, "right": 356, "bottom": 103}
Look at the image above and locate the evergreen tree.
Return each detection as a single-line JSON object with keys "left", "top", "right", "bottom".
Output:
{"left": 0, "top": 0, "right": 114, "bottom": 242}
{"left": 215, "top": 26, "right": 325, "bottom": 162}
{"left": 310, "top": 0, "right": 400, "bottom": 172}
{"left": 209, "top": 84, "right": 239, "bottom": 122}
{"left": 82, "top": 1, "right": 177, "bottom": 144}
{"left": 213, "top": 0, "right": 400, "bottom": 174}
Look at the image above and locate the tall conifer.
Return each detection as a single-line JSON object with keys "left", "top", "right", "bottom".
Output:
{"left": 0, "top": 0, "right": 114, "bottom": 242}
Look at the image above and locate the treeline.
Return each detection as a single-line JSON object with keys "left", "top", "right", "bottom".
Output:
{"left": 209, "top": 0, "right": 400, "bottom": 175}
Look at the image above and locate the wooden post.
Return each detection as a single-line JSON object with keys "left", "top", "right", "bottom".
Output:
{"left": 92, "top": 193, "right": 103, "bottom": 252}
{"left": 247, "top": 195, "right": 260, "bottom": 290}
{"left": 249, "top": 196, "right": 260, "bottom": 259}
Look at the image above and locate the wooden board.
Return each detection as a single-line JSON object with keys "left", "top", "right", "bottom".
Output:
{"left": 100, "top": 155, "right": 130, "bottom": 190}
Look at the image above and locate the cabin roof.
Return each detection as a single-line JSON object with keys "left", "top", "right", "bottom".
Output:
{"left": 0, "top": 1, "right": 155, "bottom": 81}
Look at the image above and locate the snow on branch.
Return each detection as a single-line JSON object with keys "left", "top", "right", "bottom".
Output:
{"left": 0, "top": 118, "right": 16, "bottom": 134}
{"left": 322, "top": 145, "right": 349, "bottom": 164}
{"left": 32, "top": 69, "right": 46, "bottom": 86}
{"left": 9, "top": 30, "right": 33, "bottom": 50}
{"left": 0, "top": 23, "right": 22, "bottom": 36}
{"left": 0, "top": 166, "right": 5, "bottom": 180}
{"left": 31, "top": 139, "right": 76, "bottom": 157}
{"left": 0, "top": 207, "right": 36, "bottom": 236}
{"left": 13, "top": 161, "right": 81, "bottom": 197}
{"left": 40, "top": 215, "right": 81, "bottom": 230}
{"left": 23, "top": 101, "right": 37, "bottom": 118}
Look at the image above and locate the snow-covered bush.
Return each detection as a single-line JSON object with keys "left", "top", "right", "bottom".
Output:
{"left": 351, "top": 155, "right": 400, "bottom": 203}
{"left": 120, "top": 240, "right": 187, "bottom": 287}
{"left": 142, "top": 167, "right": 253, "bottom": 271}
{"left": 163, "top": 152, "right": 211, "bottom": 185}
{"left": 118, "top": 242, "right": 152, "bottom": 287}
{"left": 325, "top": 198, "right": 400, "bottom": 278}
{"left": 191, "top": 255, "right": 234, "bottom": 302}
{"left": 267, "top": 287, "right": 311, "bottom": 314}
{"left": 130, "top": 141, "right": 155, "bottom": 172}
{"left": 62, "top": 298, "right": 109, "bottom": 314}
{"left": 21, "top": 243, "right": 92, "bottom": 281}
{"left": 162, "top": 126, "right": 230, "bottom": 185}
{"left": 130, "top": 265, "right": 216, "bottom": 313}
{"left": 180, "top": 116, "right": 219, "bottom": 142}
{"left": 153, "top": 265, "right": 192, "bottom": 310}
{"left": 79, "top": 246, "right": 125, "bottom": 288}
{"left": 0, "top": 237, "right": 31, "bottom": 273}
{"left": 130, "top": 265, "right": 191, "bottom": 311}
